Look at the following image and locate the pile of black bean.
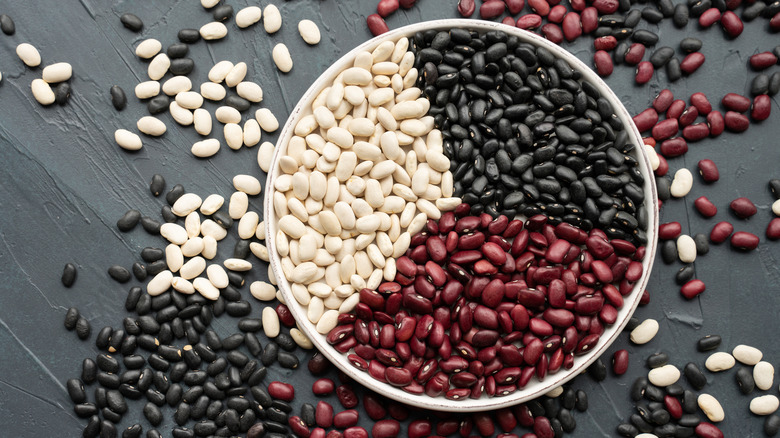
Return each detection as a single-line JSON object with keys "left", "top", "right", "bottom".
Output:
{"left": 62, "top": 180, "right": 300, "bottom": 438}
{"left": 410, "top": 28, "right": 648, "bottom": 245}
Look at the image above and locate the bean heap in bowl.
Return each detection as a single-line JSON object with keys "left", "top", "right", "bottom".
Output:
{"left": 270, "top": 24, "right": 653, "bottom": 404}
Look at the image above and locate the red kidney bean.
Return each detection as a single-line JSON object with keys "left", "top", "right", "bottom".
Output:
{"left": 541, "top": 23, "right": 563, "bottom": 44}
{"left": 343, "top": 427, "right": 368, "bottom": 438}
{"left": 580, "top": 7, "right": 598, "bottom": 33}
{"left": 653, "top": 89, "right": 674, "bottom": 112}
{"left": 457, "top": 0, "right": 476, "bottom": 16}
{"left": 376, "top": 0, "right": 399, "bottom": 17}
{"left": 372, "top": 420, "right": 400, "bottom": 438}
{"left": 612, "top": 349, "right": 629, "bottom": 375}
{"left": 750, "top": 52, "right": 779, "bottom": 70}
{"left": 659, "top": 137, "right": 688, "bottom": 157}
{"left": 771, "top": 12, "right": 780, "bottom": 31}
{"left": 561, "top": 12, "right": 582, "bottom": 41}
{"left": 690, "top": 92, "right": 712, "bottom": 114}
{"left": 333, "top": 410, "right": 359, "bottom": 429}
{"left": 652, "top": 118, "right": 679, "bottom": 141}
{"left": 730, "top": 197, "right": 757, "bottom": 218}
{"left": 668, "top": 100, "right": 686, "bottom": 120}
{"left": 710, "top": 221, "right": 734, "bottom": 243}
{"left": 658, "top": 222, "right": 682, "bottom": 240}
{"left": 533, "top": 416, "right": 555, "bottom": 438}
{"left": 681, "top": 279, "right": 706, "bottom": 299}
{"left": 480, "top": 0, "right": 506, "bottom": 18}
{"left": 366, "top": 14, "right": 388, "bottom": 36}
{"left": 731, "top": 231, "right": 760, "bottom": 250}
{"left": 683, "top": 123, "right": 710, "bottom": 141}
{"left": 593, "top": 36, "right": 616, "bottom": 51}
{"left": 336, "top": 385, "right": 358, "bottom": 408}
{"left": 722, "top": 93, "right": 751, "bottom": 112}
{"left": 697, "top": 159, "right": 720, "bottom": 182}
{"left": 635, "top": 62, "right": 653, "bottom": 84}
{"left": 632, "top": 108, "right": 658, "bottom": 132}
{"left": 592, "top": 0, "right": 618, "bottom": 13}
{"left": 695, "top": 422, "right": 724, "bottom": 438}
{"left": 751, "top": 95, "right": 771, "bottom": 121}
{"left": 699, "top": 8, "right": 722, "bottom": 27}
{"left": 593, "top": 50, "right": 613, "bottom": 76}
{"left": 527, "top": 0, "right": 550, "bottom": 15}
{"left": 504, "top": 0, "right": 525, "bottom": 14}
{"left": 289, "top": 416, "right": 311, "bottom": 438}
{"left": 516, "top": 13, "right": 543, "bottom": 30}
{"left": 724, "top": 111, "right": 749, "bottom": 132}
{"left": 664, "top": 394, "right": 683, "bottom": 419}
{"left": 407, "top": 420, "right": 432, "bottom": 438}
{"left": 501, "top": 15, "right": 515, "bottom": 26}
{"left": 767, "top": 218, "right": 780, "bottom": 240}
{"left": 679, "top": 106, "right": 699, "bottom": 126}
{"left": 706, "top": 110, "right": 725, "bottom": 136}
{"left": 680, "top": 52, "right": 705, "bottom": 74}
{"left": 547, "top": 4, "right": 566, "bottom": 22}
{"left": 720, "top": 10, "right": 743, "bottom": 37}
{"left": 694, "top": 196, "right": 718, "bottom": 217}
{"left": 312, "top": 378, "right": 335, "bottom": 396}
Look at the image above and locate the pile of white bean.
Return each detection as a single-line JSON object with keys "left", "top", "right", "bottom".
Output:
{"left": 268, "top": 37, "right": 462, "bottom": 335}
{"left": 16, "top": 42, "right": 73, "bottom": 106}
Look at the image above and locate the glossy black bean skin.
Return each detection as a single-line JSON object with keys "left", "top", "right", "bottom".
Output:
{"left": 226, "top": 95, "right": 251, "bottom": 111}
{"left": 109, "top": 85, "right": 128, "bottom": 111}
{"left": 100, "top": 420, "right": 118, "bottom": 438}
{"left": 119, "top": 13, "right": 143, "bottom": 32}
{"left": 277, "top": 351, "right": 299, "bottom": 369}
{"left": 766, "top": 415, "right": 780, "bottom": 436}
{"left": 737, "top": 367, "right": 755, "bottom": 394}
{"left": 64, "top": 307, "right": 80, "bottom": 330}
{"left": 697, "top": 335, "right": 722, "bottom": 351}
{"left": 54, "top": 82, "right": 71, "bottom": 105}
{"left": 170, "top": 58, "right": 195, "bottom": 76}
{"left": 108, "top": 265, "right": 131, "bottom": 283}
{"left": 166, "top": 184, "right": 185, "bottom": 205}
{"left": 588, "top": 359, "right": 607, "bottom": 381}
{"left": 76, "top": 317, "right": 91, "bottom": 340}
{"left": 147, "top": 95, "right": 169, "bottom": 115}
{"left": 616, "top": 423, "right": 639, "bottom": 437}
{"left": 178, "top": 28, "right": 200, "bottom": 43}
{"left": 684, "top": 362, "right": 707, "bottom": 389}
{"left": 646, "top": 352, "right": 669, "bottom": 368}
{"left": 122, "top": 424, "right": 142, "bottom": 438}
{"left": 167, "top": 43, "right": 189, "bottom": 59}
{"left": 676, "top": 265, "right": 696, "bottom": 285}
{"left": 0, "top": 14, "right": 15, "bottom": 35}
{"left": 661, "top": 240, "right": 677, "bottom": 264}
{"left": 679, "top": 37, "right": 703, "bottom": 53}
{"left": 650, "top": 47, "right": 675, "bottom": 68}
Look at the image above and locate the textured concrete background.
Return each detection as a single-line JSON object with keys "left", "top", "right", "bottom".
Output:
{"left": 0, "top": 0, "right": 778, "bottom": 436}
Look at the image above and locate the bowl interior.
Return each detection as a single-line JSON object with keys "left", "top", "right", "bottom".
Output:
{"left": 264, "top": 19, "right": 659, "bottom": 412}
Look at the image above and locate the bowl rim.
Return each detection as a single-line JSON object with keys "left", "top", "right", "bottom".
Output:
{"left": 264, "top": 18, "right": 659, "bottom": 412}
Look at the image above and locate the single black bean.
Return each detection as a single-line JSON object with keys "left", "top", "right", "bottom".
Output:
{"left": 226, "top": 95, "right": 251, "bottom": 111}
{"left": 736, "top": 367, "right": 755, "bottom": 394}
{"left": 158, "top": 344, "right": 182, "bottom": 362}
{"left": 641, "top": 7, "right": 663, "bottom": 23}
{"left": 666, "top": 58, "right": 682, "bottom": 82}
{"left": 661, "top": 240, "right": 677, "bottom": 264}
{"left": 650, "top": 47, "right": 675, "bottom": 68}
{"left": 108, "top": 265, "right": 131, "bottom": 283}
{"left": 166, "top": 184, "right": 185, "bottom": 205}
{"left": 0, "top": 14, "right": 16, "bottom": 35}
{"left": 167, "top": 43, "right": 189, "bottom": 59}
{"left": 119, "top": 13, "right": 143, "bottom": 31}
{"left": 233, "top": 240, "right": 251, "bottom": 259}
{"left": 697, "top": 334, "right": 721, "bottom": 351}
{"left": 132, "top": 262, "right": 147, "bottom": 281}
{"left": 60, "top": 262, "right": 78, "bottom": 287}
{"left": 665, "top": 384, "right": 683, "bottom": 397}
{"left": 178, "top": 28, "right": 200, "bottom": 43}
{"left": 616, "top": 423, "right": 639, "bottom": 437}
{"left": 97, "top": 354, "right": 121, "bottom": 373}
{"left": 675, "top": 265, "right": 696, "bottom": 285}
{"left": 67, "top": 378, "right": 87, "bottom": 403}
{"left": 277, "top": 351, "right": 299, "bottom": 369}
{"left": 76, "top": 316, "right": 91, "bottom": 340}
{"left": 212, "top": 210, "right": 233, "bottom": 229}
{"left": 96, "top": 387, "right": 108, "bottom": 408}
{"left": 98, "top": 372, "right": 121, "bottom": 389}
{"left": 693, "top": 233, "right": 709, "bottom": 255}
{"left": 193, "top": 343, "right": 217, "bottom": 362}
{"left": 237, "top": 318, "right": 262, "bottom": 333}
{"left": 171, "top": 428, "right": 194, "bottom": 438}
{"left": 683, "top": 362, "right": 707, "bottom": 389}
{"left": 122, "top": 424, "right": 143, "bottom": 438}
{"left": 276, "top": 333, "right": 296, "bottom": 352}
{"left": 64, "top": 307, "right": 80, "bottom": 330}
{"left": 226, "top": 271, "right": 244, "bottom": 287}
{"left": 146, "top": 430, "right": 162, "bottom": 438}
{"left": 213, "top": 4, "right": 234, "bottom": 21}
{"left": 588, "top": 358, "right": 607, "bottom": 381}
{"left": 261, "top": 342, "right": 279, "bottom": 366}
{"left": 110, "top": 85, "right": 127, "bottom": 111}
{"left": 170, "top": 58, "right": 195, "bottom": 76}
{"left": 673, "top": 4, "right": 689, "bottom": 27}
{"left": 646, "top": 352, "right": 669, "bottom": 368}
{"left": 752, "top": 74, "right": 770, "bottom": 96}
{"left": 769, "top": 72, "right": 780, "bottom": 97}
{"left": 54, "top": 82, "right": 71, "bottom": 105}
{"left": 632, "top": 29, "right": 659, "bottom": 46}
{"left": 107, "top": 389, "right": 128, "bottom": 414}
{"left": 743, "top": 1, "right": 767, "bottom": 20}
{"left": 148, "top": 174, "right": 165, "bottom": 197}
{"left": 225, "top": 300, "right": 251, "bottom": 317}
{"left": 680, "top": 37, "right": 703, "bottom": 53}
{"left": 770, "top": 179, "right": 780, "bottom": 199}
{"left": 766, "top": 415, "right": 780, "bottom": 436}
{"left": 245, "top": 333, "right": 263, "bottom": 358}
{"left": 143, "top": 402, "right": 163, "bottom": 426}
{"left": 147, "top": 95, "right": 169, "bottom": 115}
{"left": 630, "top": 413, "right": 653, "bottom": 433}
{"left": 682, "top": 390, "right": 698, "bottom": 414}
{"left": 100, "top": 420, "right": 118, "bottom": 438}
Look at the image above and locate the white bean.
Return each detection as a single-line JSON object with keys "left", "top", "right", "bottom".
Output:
{"left": 162, "top": 76, "right": 192, "bottom": 96}
{"left": 135, "top": 39, "right": 161, "bottom": 59}
{"left": 175, "top": 91, "right": 203, "bottom": 109}
{"left": 256, "top": 108, "right": 279, "bottom": 132}
{"left": 677, "top": 234, "right": 696, "bottom": 263}
{"left": 169, "top": 102, "right": 194, "bottom": 126}
{"left": 193, "top": 109, "right": 212, "bottom": 136}
{"left": 630, "top": 319, "right": 659, "bottom": 344}
{"left": 147, "top": 270, "right": 173, "bottom": 296}
{"left": 31, "top": 79, "right": 55, "bottom": 105}
{"left": 234, "top": 174, "right": 262, "bottom": 195}
{"left": 16, "top": 43, "right": 41, "bottom": 67}
{"left": 200, "top": 82, "right": 226, "bottom": 101}
{"left": 215, "top": 106, "right": 241, "bottom": 124}
{"left": 225, "top": 62, "right": 247, "bottom": 88}
{"left": 697, "top": 394, "right": 724, "bottom": 422}
{"left": 705, "top": 352, "right": 736, "bottom": 372}
{"left": 236, "top": 6, "right": 262, "bottom": 28}
{"left": 135, "top": 81, "right": 160, "bottom": 99}
{"left": 732, "top": 344, "right": 763, "bottom": 365}
{"left": 648, "top": 364, "right": 680, "bottom": 387}
{"left": 236, "top": 81, "right": 263, "bottom": 102}
{"left": 147, "top": 55, "right": 169, "bottom": 81}
{"left": 670, "top": 168, "right": 693, "bottom": 197}
{"left": 171, "top": 193, "right": 202, "bottom": 216}
{"left": 298, "top": 19, "right": 321, "bottom": 45}
{"left": 42, "top": 62, "right": 72, "bottom": 83}
{"left": 224, "top": 123, "right": 243, "bottom": 150}
{"left": 114, "top": 129, "right": 142, "bottom": 151}
{"left": 243, "top": 119, "right": 262, "bottom": 147}
{"left": 137, "top": 116, "right": 167, "bottom": 136}
{"left": 754, "top": 361, "right": 775, "bottom": 390}
{"left": 200, "top": 22, "right": 228, "bottom": 40}
{"left": 193, "top": 277, "right": 219, "bottom": 300}
{"left": 272, "top": 43, "right": 293, "bottom": 73}
{"left": 208, "top": 61, "right": 234, "bottom": 83}
{"left": 165, "top": 244, "right": 183, "bottom": 273}
{"left": 191, "top": 138, "right": 220, "bottom": 158}
{"left": 160, "top": 223, "right": 188, "bottom": 245}
{"left": 263, "top": 5, "right": 282, "bottom": 33}
{"left": 750, "top": 395, "right": 780, "bottom": 416}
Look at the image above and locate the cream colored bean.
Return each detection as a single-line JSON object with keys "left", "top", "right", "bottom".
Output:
{"left": 215, "top": 106, "right": 241, "bottom": 124}
{"left": 176, "top": 91, "right": 203, "bottom": 109}
{"left": 233, "top": 174, "right": 262, "bottom": 196}
{"left": 171, "top": 277, "right": 195, "bottom": 294}
{"left": 733, "top": 345, "right": 763, "bottom": 365}
{"left": 256, "top": 108, "right": 279, "bottom": 132}
{"left": 193, "top": 109, "right": 213, "bottom": 136}
{"left": 191, "top": 138, "right": 220, "bottom": 158}
{"left": 170, "top": 102, "right": 194, "bottom": 126}
{"left": 172, "top": 193, "right": 202, "bottom": 216}
{"left": 114, "top": 129, "right": 142, "bottom": 151}
{"left": 161, "top": 223, "right": 188, "bottom": 245}
{"left": 291, "top": 328, "right": 314, "bottom": 349}
{"left": 166, "top": 244, "right": 184, "bottom": 273}
{"left": 262, "top": 307, "right": 281, "bottom": 338}
{"left": 698, "top": 394, "right": 724, "bottom": 422}
{"left": 199, "top": 194, "right": 224, "bottom": 216}
{"left": 630, "top": 319, "right": 659, "bottom": 344}
{"left": 257, "top": 142, "right": 275, "bottom": 172}
{"left": 648, "top": 365, "right": 680, "bottom": 387}
{"left": 200, "top": 22, "right": 228, "bottom": 40}
{"left": 147, "top": 270, "right": 173, "bottom": 296}
{"left": 181, "top": 237, "right": 204, "bottom": 258}
{"left": 242, "top": 119, "right": 261, "bottom": 147}
{"left": 224, "top": 123, "right": 243, "bottom": 150}
{"left": 315, "top": 310, "right": 339, "bottom": 334}
{"left": 180, "top": 257, "right": 206, "bottom": 280}
{"left": 200, "top": 82, "right": 226, "bottom": 101}
{"left": 17, "top": 43, "right": 41, "bottom": 67}
{"left": 238, "top": 212, "right": 260, "bottom": 239}
{"left": 236, "top": 81, "right": 263, "bottom": 103}
{"left": 263, "top": 4, "right": 282, "bottom": 33}
{"left": 205, "top": 264, "right": 229, "bottom": 289}
{"left": 42, "top": 62, "right": 72, "bottom": 83}
{"left": 202, "top": 236, "right": 217, "bottom": 259}
{"left": 236, "top": 6, "right": 262, "bottom": 28}
{"left": 208, "top": 61, "right": 234, "bottom": 83}
{"left": 194, "top": 277, "right": 219, "bottom": 300}
{"left": 705, "top": 352, "right": 735, "bottom": 372}
{"left": 250, "top": 281, "right": 277, "bottom": 301}
{"left": 677, "top": 234, "right": 696, "bottom": 263}
{"left": 751, "top": 395, "right": 780, "bottom": 415}
{"left": 298, "top": 19, "right": 320, "bottom": 45}
{"left": 224, "top": 258, "right": 252, "bottom": 272}
{"left": 135, "top": 39, "right": 161, "bottom": 59}
{"left": 225, "top": 62, "right": 247, "bottom": 88}
{"left": 31, "top": 79, "right": 55, "bottom": 106}
{"left": 250, "top": 242, "right": 269, "bottom": 262}
{"left": 272, "top": 44, "right": 293, "bottom": 73}
{"left": 162, "top": 76, "right": 192, "bottom": 96}
{"left": 185, "top": 212, "right": 200, "bottom": 238}
{"left": 754, "top": 361, "right": 774, "bottom": 390}
{"left": 137, "top": 116, "right": 167, "bottom": 136}
{"left": 671, "top": 168, "right": 693, "bottom": 197}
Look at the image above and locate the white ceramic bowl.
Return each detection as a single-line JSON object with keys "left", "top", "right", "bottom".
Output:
{"left": 265, "top": 19, "right": 659, "bottom": 412}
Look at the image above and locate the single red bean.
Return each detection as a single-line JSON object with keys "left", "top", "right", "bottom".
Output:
{"left": 347, "top": 354, "right": 368, "bottom": 370}
{"left": 632, "top": 108, "right": 658, "bottom": 132}
{"left": 548, "top": 4, "right": 567, "bottom": 22}
{"left": 372, "top": 420, "right": 400, "bottom": 438}
{"left": 751, "top": 95, "right": 771, "bottom": 121}
{"left": 385, "top": 367, "right": 413, "bottom": 386}
{"left": 570, "top": 0, "right": 586, "bottom": 9}
{"left": 336, "top": 385, "right": 358, "bottom": 408}
{"left": 343, "top": 427, "right": 368, "bottom": 438}
{"left": 731, "top": 231, "right": 760, "bottom": 250}
{"left": 750, "top": 52, "right": 778, "bottom": 70}
{"left": 665, "top": 395, "right": 683, "bottom": 419}
{"left": 690, "top": 92, "right": 712, "bottom": 114}
{"left": 707, "top": 110, "right": 725, "bottom": 136}
{"left": 516, "top": 13, "right": 543, "bottom": 30}
{"left": 580, "top": 7, "right": 598, "bottom": 33}
{"left": 289, "top": 416, "right": 311, "bottom": 438}
{"left": 561, "top": 12, "right": 582, "bottom": 41}
{"left": 722, "top": 93, "right": 751, "bottom": 112}
{"left": 724, "top": 111, "right": 749, "bottom": 132}
{"left": 710, "top": 222, "right": 734, "bottom": 243}
{"left": 635, "top": 61, "right": 654, "bottom": 84}
{"left": 377, "top": 0, "right": 399, "bottom": 17}
{"left": 268, "top": 381, "right": 295, "bottom": 402}
{"left": 366, "top": 14, "right": 389, "bottom": 36}
{"left": 407, "top": 420, "right": 432, "bottom": 438}
{"left": 457, "top": 0, "right": 476, "bottom": 16}
{"left": 592, "top": 0, "right": 618, "bottom": 13}
{"left": 694, "top": 197, "right": 718, "bottom": 217}
{"left": 533, "top": 415, "right": 555, "bottom": 438}
{"left": 505, "top": 0, "right": 525, "bottom": 14}
{"left": 624, "top": 43, "right": 646, "bottom": 65}
{"left": 480, "top": 0, "right": 506, "bottom": 19}
{"left": 725, "top": 0, "right": 741, "bottom": 9}
{"left": 680, "top": 52, "right": 705, "bottom": 74}
{"left": 310, "top": 429, "right": 326, "bottom": 438}
{"left": 541, "top": 23, "right": 563, "bottom": 44}
{"left": 594, "top": 36, "right": 617, "bottom": 51}
{"left": 593, "top": 50, "right": 613, "bottom": 76}
{"left": 699, "top": 8, "right": 722, "bottom": 27}
{"left": 612, "top": 349, "right": 629, "bottom": 375}
{"left": 527, "top": 0, "right": 550, "bottom": 15}
{"left": 658, "top": 222, "right": 682, "bottom": 240}
{"left": 771, "top": 11, "right": 780, "bottom": 31}
{"left": 767, "top": 218, "right": 780, "bottom": 240}
{"left": 695, "top": 422, "right": 724, "bottom": 438}
{"left": 659, "top": 137, "right": 688, "bottom": 157}
{"left": 720, "top": 10, "right": 743, "bottom": 37}
{"left": 681, "top": 279, "right": 706, "bottom": 299}
{"left": 683, "top": 123, "right": 710, "bottom": 141}
{"left": 652, "top": 118, "right": 679, "bottom": 141}
{"left": 312, "top": 378, "right": 335, "bottom": 396}
{"left": 679, "top": 106, "right": 698, "bottom": 127}
{"left": 730, "top": 197, "right": 757, "bottom": 218}
{"left": 653, "top": 89, "right": 674, "bottom": 113}
{"left": 697, "top": 159, "right": 720, "bottom": 182}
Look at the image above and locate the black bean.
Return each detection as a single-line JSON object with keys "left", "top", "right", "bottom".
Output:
{"left": 646, "top": 352, "right": 669, "bottom": 369}
{"left": 588, "top": 358, "right": 607, "bottom": 381}
{"left": 679, "top": 37, "right": 703, "bottom": 53}
{"left": 261, "top": 342, "right": 279, "bottom": 366}
{"left": 661, "top": 240, "right": 677, "bottom": 264}
{"left": 683, "top": 362, "right": 707, "bottom": 389}
{"left": 770, "top": 179, "right": 780, "bottom": 199}
{"left": 246, "top": 423, "right": 265, "bottom": 438}
{"left": 752, "top": 74, "right": 770, "bottom": 96}
{"left": 100, "top": 420, "right": 118, "bottom": 438}
{"left": 132, "top": 262, "right": 147, "bottom": 281}
{"left": 225, "top": 300, "right": 251, "bottom": 317}
{"left": 673, "top": 4, "right": 689, "bottom": 27}
{"left": 148, "top": 354, "right": 170, "bottom": 371}
{"left": 0, "top": 14, "right": 16, "bottom": 35}
{"left": 693, "top": 233, "right": 709, "bottom": 255}
{"left": 227, "top": 271, "right": 244, "bottom": 287}
{"left": 630, "top": 377, "right": 648, "bottom": 401}
{"left": 98, "top": 354, "right": 121, "bottom": 373}
{"left": 276, "top": 333, "right": 296, "bottom": 352}
{"left": 222, "top": 333, "right": 245, "bottom": 350}
{"left": 64, "top": 307, "right": 80, "bottom": 330}
{"left": 98, "top": 372, "right": 121, "bottom": 389}
{"left": 630, "top": 413, "right": 653, "bottom": 433}
{"left": 212, "top": 210, "right": 233, "bottom": 229}
{"left": 146, "top": 430, "right": 162, "bottom": 438}
{"left": 277, "top": 351, "right": 299, "bottom": 369}
{"left": 146, "top": 174, "right": 165, "bottom": 197}
{"left": 146, "top": 388, "right": 166, "bottom": 407}
{"left": 665, "top": 384, "right": 683, "bottom": 397}
{"left": 54, "top": 82, "right": 71, "bottom": 105}
{"left": 172, "top": 428, "right": 194, "bottom": 438}
{"left": 67, "top": 378, "right": 87, "bottom": 404}
{"left": 676, "top": 265, "right": 696, "bottom": 285}
{"left": 76, "top": 316, "right": 92, "bottom": 340}
{"left": 743, "top": 1, "right": 767, "bottom": 20}
{"left": 108, "top": 265, "right": 131, "bottom": 283}
{"left": 167, "top": 43, "right": 189, "bottom": 59}
{"left": 212, "top": 4, "right": 234, "bottom": 21}
{"left": 119, "top": 13, "right": 143, "bottom": 31}
{"left": 122, "top": 424, "right": 143, "bottom": 438}
{"left": 769, "top": 72, "right": 780, "bottom": 97}
{"left": 158, "top": 344, "right": 182, "bottom": 362}
{"left": 697, "top": 334, "right": 721, "bottom": 351}
{"left": 649, "top": 47, "right": 675, "bottom": 68}
{"left": 147, "top": 95, "right": 169, "bottom": 115}
{"left": 766, "top": 414, "right": 780, "bottom": 436}
{"left": 166, "top": 184, "right": 185, "bottom": 205}
{"left": 170, "top": 58, "right": 195, "bottom": 76}
{"left": 194, "top": 343, "right": 217, "bottom": 362}
{"left": 616, "top": 423, "right": 638, "bottom": 437}
{"left": 666, "top": 58, "right": 682, "bottom": 82}
{"left": 244, "top": 333, "right": 262, "bottom": 359}
{"left": 178, "top": 28, "right": 200, "bottom": 43}
{"left": 106, "top": 389, "right": 128, "bottom": 414}
{"left": 736, "top": 367, "right": 755, "bottom": 394}
{"left": 110, "top": 85, "right": 127, "bottom": 111}
{"left": 95, "top": 387, "right": 109, "bottom": 408}
{"left": 632, "top": 30, "right": 659, "bottom": 46}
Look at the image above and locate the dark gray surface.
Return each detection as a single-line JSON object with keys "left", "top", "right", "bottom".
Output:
{"left": 0, "top": 0, "right": 778, "bottom": 436}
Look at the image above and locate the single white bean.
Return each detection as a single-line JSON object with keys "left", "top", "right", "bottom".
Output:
{"left": 705, "top": 352, "right": 736, "bottom": 372}
{"left": 263, "top": 5, "right": 282, "bottom": 33}
{"left": 256, "top": 108, "right": 279, "bottom": 132}
{"left": 193, "top": 109, "right": 213, "bottom": 136}
{"left": 147, "top": 270, "right": 173, "bottom": 296}
{"left": 677, "top": 234, "right": 696, "bottom": 263}
{"left": 233, "top": 174, "right": 262, "bottom": 195}
{"left": 191, "top": 138, "right": 220, "bottom": 158}
{"left": 31, "top": 79, "right": 55, "bottom": 105}
{"left": 114, "top": 129, "right": 142, "bottom": 151}
{"left": 135, "top": 81, "right": 161, "bottom": 99}
{"left": 236, "top": 6, "right": 262, "bottom": 28}
{"left": 298, "top": 19, "right": 321, "bottom": 45}
{"left": 200, "top": 82, "right": 226, "bottom": 101}
{"left": 16, "top": 43, "right": 41, "bottom": 67}
{"left": 630, "top": 319, "right": 659, "bottom": 344}
{"left": 670, "top": 168, "right": 693, "bottom": 198}
{"left": 147, "top": 55, "right": 169, "bottom": 81}
{"left": 262, "top": 307, "right": 280, "bottom": 337}
{"left": 236, "top": 82, "right": 263, "bottom": 102}
{"left": 697, "top": 394, "right": 724, "bottom": 422}
{"left": 42, "top": 62, "right": 73, "bottom": 83}
{"left": 200, "top": 22, "right": 228, "bottom": 40}
{"left": 732, "top": 344, "right": 763, "bottom": 365}
{"left": 754, "top": 361, "right": 775, "bottom": 390}
{"left": 208, "top": 61, "right": 234, "bottom": 83}
{"left": 137, "top": 116, "right": 167, "bottom": 136}
{"left": 135, "top": 39, "right": 162, "bottom": 59}
{"left": 750, "top": 395, "right": 780, "bottom": 416}
{"left": 648, "top": 364, "right": 680, "bottom": 387}
{"left": 225, "top": 62, "right": 247, "bottom": 88}
{"left": 272, "top": 44, "right": 293, "bottom": 73}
